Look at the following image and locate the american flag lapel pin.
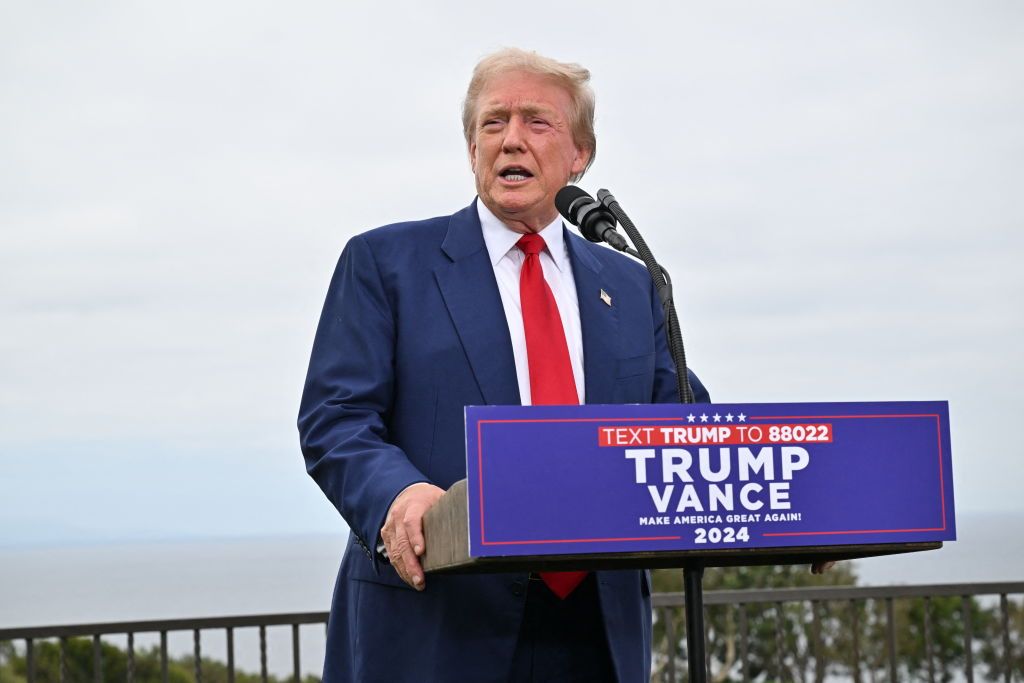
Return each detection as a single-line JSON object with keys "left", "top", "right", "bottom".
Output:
{"left": 600, "top": 289, "right": 612, "bottom": 307}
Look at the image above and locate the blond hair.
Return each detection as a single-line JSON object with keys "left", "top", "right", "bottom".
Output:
{"left": 462, "top": 48, "right": 596, "bottom": 182}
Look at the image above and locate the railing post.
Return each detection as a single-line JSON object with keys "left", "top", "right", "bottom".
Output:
{"left": 292, "top": 623, "right": 301, "bottom": 683}
{"left": 850, "top": 599, "right": 861, "bottom": 683}
{"left": 59, "top": 636, "right": 68, "bottom": 683}
{"left": 999, "top": 594, "right": 1011, "bottom": 683}
{"left": 885, "top": 597, "right": 897, "bottom": 682}
{"left": 774, "top": 602, "right": 785, "bottom": 681}
{"left": 683, "top": 565, "right": 707, "bottom": 683}
{"left": 160, "top": 630, "right": 168, "bottom": 683}
{"left": 26, "top": 637, "right": 35, "bottom": 683}
{"left": 811, "top": 600, "right": 823, "bottom": 683}
{"left": 962, "top": 596, "right": 974, "bottom": 683}
{"left": 703, "top": 601, "right": 711, "bottom": 677}
{"left": 738, "top": 604, "right": 749, "bottom": 683}
{"left": 127, "top": 632, "right": 135, "bottom": 683}
{"left": 227, "top": 627, "right": 235, "bottom": 683}
{"left": 93, "top": 634, "right": 102, "bottom": 683}
{"left": 259, "top": 624, "right": 268, "bottom": 683}
{"left": 923, "top": 596, "right": 935, "bottom": 683}
{"left": 194, "top": 628, "right": 202, "bottom": 683}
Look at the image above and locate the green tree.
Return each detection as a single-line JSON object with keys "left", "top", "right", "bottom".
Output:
{"left": 978, "top": 597, "right": 1024, "bottom": 682}
{"left": 651, "top": 563, "right": 858, "bottom": 682}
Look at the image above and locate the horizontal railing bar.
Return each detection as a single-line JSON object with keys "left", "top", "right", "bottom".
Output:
{"left": 2, "top": 581, "right": 1020, "bottom": 640}
{"left": 0, "top": 612, "right": 329, "bottom": 641}
{"left": 652, "top": 581, "right": 1024, "bottom": 607}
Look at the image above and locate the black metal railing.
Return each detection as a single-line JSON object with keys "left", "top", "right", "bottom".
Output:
{"left": 1, "top": 582, "right": 1021, "bottom": 682}
{"left": 0, "top": 612, "right": 328, "bottom": 683}
{"left": 653, "top": 581, "right": 1024, "bottom": 683}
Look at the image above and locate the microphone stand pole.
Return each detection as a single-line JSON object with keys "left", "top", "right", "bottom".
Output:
{"left": 597, "top": 189, "right": 707, "bottom": 683}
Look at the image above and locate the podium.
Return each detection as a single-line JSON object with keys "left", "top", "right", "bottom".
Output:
{"left": 425, "top": 401, "right": 954, "bottom": 573}
{"left": 422, "top": 401, "right": 955, "bottom": 681}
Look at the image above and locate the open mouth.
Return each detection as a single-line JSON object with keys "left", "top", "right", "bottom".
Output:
{"left": 499, "top": 166, "right": 533, "bottom": 182}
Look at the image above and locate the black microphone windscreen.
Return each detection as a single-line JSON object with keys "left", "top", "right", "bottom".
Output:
{"left": 555, "top": 185, "right": 591, "bottom": 224}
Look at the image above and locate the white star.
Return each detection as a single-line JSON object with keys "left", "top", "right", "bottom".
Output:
{"left": 687, "top": 413, "right": 696, "bottom": 423}
{"left": 700, "top": 413, "right": 708, "bottom": 423}
{"left": 713, "top": 413, "right": 721, "bottom": 423}
{"left": 738, "top": 413, "right": 746, "bottom": 422}
{"left": 725, "top": 413, "right": 734, "bottom": 422}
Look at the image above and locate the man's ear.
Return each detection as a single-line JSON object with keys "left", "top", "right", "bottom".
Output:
{"left": 571, "top": 145, "right": 591, "bottom": 178}
{"left": 469, "top": 141, "right": 478, "bottom": 174}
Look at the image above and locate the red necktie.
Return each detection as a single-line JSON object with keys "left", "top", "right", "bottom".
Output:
{"left": 516, "top": 233, "right": 587, "bottom": 599}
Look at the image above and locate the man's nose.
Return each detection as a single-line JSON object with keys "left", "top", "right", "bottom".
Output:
{"left": 501, "top": 117, "right": 527, "bottom": 153}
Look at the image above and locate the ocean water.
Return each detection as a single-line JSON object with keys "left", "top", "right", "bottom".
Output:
{"left": 852, "top": 512, "right": 1024, "bottom": 586}
{"left": 0, "top": 535, "right": 348, "bottom": 678}
{"left": 0, "top": 513, "right": 1021, "bottom": 677}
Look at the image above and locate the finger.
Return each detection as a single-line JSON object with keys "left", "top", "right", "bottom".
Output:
{"left": 381, "top": 516, "right": 411, "bottom": 584}
{"left": 392, "top": 520, "right": 425, "bottom": 590}
{"left": 401, "top": 550, "right": 425, "bottom": 590}
{"left": 405, "top": 507, "right": 427, "bottom": 557}
{"left": 382, "top": 507, "right": 419, "bottom": 588}
{"left": 811, "top": 561, "right": 836, "bottom": 575}
{"left": 384, "top": 536, "right": 412, "bottom": 587}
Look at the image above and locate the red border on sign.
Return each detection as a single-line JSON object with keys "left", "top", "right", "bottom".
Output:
{"left": 472, "top": 412, "right": 950, "bottom": 548}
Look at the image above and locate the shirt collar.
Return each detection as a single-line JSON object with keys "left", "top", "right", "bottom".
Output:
{"left": 477, "top": 199, "right": 569, "bottom": 272}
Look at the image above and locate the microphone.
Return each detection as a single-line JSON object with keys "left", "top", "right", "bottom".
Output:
{"left": 555, "top": 186, "right": 628, "bottom": 251}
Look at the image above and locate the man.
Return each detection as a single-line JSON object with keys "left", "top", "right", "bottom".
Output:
{"left": 298, "top": 48, "right": 709, "bottom": 682}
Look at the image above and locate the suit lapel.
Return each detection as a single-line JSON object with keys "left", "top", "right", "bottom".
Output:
{"left": 434, "top": 202, "right": 521, "bottom": 406}
{"left": 565, "top": 232, "right": 620, "bottom": 405}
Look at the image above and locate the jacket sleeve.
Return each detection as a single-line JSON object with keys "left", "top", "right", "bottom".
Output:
{"left": 297, "top": 234, "right": 429, "bottom": 571}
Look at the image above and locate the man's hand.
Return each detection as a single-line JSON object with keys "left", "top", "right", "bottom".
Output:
{"left": 381, "top": 482, "right": 445, "bottom": 590}
{"left": 811, "top": 561, "right": 837, "bottom": 575}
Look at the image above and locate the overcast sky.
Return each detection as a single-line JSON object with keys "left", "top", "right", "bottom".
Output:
{"left": 1, "top": 1, "right": 1021, "bottom": 546}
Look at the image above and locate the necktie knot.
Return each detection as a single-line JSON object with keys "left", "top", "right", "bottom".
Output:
{"left": 516, "top": 233, "right": 545, "bottom": 256}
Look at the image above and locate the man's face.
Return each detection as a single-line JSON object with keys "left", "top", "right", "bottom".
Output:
{"left": 470, "top": 71, "right": 590, "bottom": 233}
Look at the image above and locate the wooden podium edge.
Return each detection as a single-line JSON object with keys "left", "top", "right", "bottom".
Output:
{"left": 421, "top": 479, "right": 471, "bottom": 571}
{"left": 422, "top": 478, "right": 943, "bottom": 574}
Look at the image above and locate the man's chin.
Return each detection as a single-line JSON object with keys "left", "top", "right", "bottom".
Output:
{"left": 487, "top": 191, "right": 546, "bottom": 218}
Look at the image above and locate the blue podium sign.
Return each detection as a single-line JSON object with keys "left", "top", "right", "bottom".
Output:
{"left": 465, "top": 402, "right": 955, "bottom": 559}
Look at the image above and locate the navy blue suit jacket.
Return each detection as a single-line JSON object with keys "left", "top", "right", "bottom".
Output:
{"left": 298, "top": 201, "right": 709, "bottom": 682}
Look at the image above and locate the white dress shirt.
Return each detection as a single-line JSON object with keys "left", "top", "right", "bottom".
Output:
{"left": 477, "top": 200, "right": 585, "bottom": 405}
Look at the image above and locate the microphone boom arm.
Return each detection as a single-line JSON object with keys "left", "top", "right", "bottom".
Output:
{"left": 597, "top": 189, "right": 693, "bottom": 404}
